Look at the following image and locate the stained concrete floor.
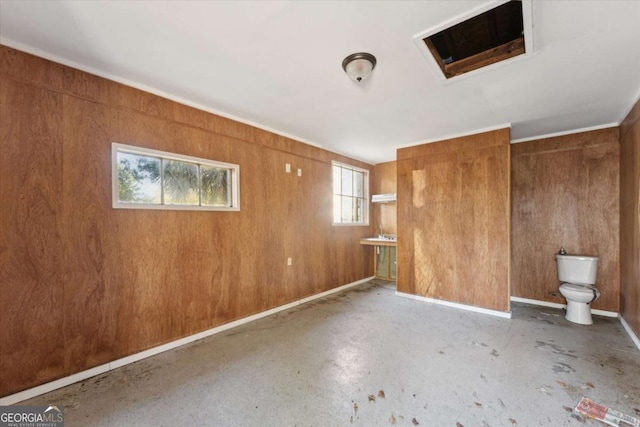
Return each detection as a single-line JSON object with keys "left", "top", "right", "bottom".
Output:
{"left": 21, "top": 280, "right": 640, "bottom": 426}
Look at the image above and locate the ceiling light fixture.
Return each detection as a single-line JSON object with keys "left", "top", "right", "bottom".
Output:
{"left": 342, "top": 52, "right": 377, "bottom": 82}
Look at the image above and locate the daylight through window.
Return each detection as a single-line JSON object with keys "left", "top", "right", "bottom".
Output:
{"left": 112, "top": 143, "right": 239, "bottom": 211}
{"left": 332, "top": 161, "right": 369, "bottom": 225}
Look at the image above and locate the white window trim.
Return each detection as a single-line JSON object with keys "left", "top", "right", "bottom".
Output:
{"left": 112, "top": 142, "right": 240, "bottom": 211}
{"left": 332, "top": 160, "right": 370, "bottom": 226}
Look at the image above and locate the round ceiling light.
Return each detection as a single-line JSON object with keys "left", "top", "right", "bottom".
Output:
{"left": 342, "top": 52, "right": 377, "bottom": 82}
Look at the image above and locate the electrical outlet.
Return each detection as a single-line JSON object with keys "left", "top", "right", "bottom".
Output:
{"left": 287, "top": 257, "right": 292, "bottom": 266}
{"left": 285, "top": 163, "right": 291, "bottom": 173}
{"left": 297, "top": 168, "right": 302, "bottom": 177}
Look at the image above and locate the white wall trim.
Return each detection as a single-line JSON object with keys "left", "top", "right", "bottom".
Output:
{"left": 591, "top": 308, "right": 620, "bottom": 318}
{"left": 509, "top": 296, "right": 618, "bottom": 318}
{"left": 396, "top": 291, "right": 512, "bottom": 319}
{"left": 510, "top": 123, "right": 619, "bottom": 144}
{"left": 512, "top": 297, "right": 638, "bottom": 351}
{"left": 0, "top": 277, "right": 373, "bottom": 406}
{"left": 0, "top": 38, "right": 373, "bottom": 167}
{"left": 619, "top": 315, "right": 640, "bottom": 351}
{"left": 0, "top": 364, "right": 111, "bottom": 407}
{"left": 396, "top": 123, "right": 512, "bottom": 152}
{"left": 510, "top": 296, "right": 565, "bottom": 309}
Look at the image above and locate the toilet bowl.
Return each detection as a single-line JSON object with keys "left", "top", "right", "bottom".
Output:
{"left": 559, "top": 283, "right": 600, "bottom": 325}
{"left": 556, "top": 254, "right": 600, "bottom": 325}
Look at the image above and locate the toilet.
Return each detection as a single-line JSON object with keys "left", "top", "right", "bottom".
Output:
{"left": 556, "top": 254, "right": 600, "bottom": 325}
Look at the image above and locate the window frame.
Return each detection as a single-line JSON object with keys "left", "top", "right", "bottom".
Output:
{"left": 331, "top": 160, "right": 370, "bottom": 226}
{"left": 111, "top": 142, "right": 240, "bottom": 211}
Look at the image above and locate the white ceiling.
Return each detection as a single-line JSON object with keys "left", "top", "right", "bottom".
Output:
{"left": 1, "top": 1, "right": 639, "bottom": 164}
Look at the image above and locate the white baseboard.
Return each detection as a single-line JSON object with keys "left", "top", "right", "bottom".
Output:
{"left": 510, "top": 296, "right": 640, "bottom": 350}
{"left": 396, "top": 291, "right": 512, "bottom": 319}
{"left": 510, "top": 296, "right": 565, "bottom": 309}
{"left": 509, "top": 296, "right": 619, "bottom": 318}
{"left": 619, "top": 315, "right": 640, "bottom": 351}
{"left": 0, "top": 364, "right": 111, "bottom": 407}
{"left": 591, "top": 308, "right": 620, "bottom": 318}
{"left": 0, "top": 276, "right": 374, "bottom": 406}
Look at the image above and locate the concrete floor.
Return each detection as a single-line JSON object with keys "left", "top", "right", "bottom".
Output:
{"left": 21, "top": 280, "right": 640, "bottom": 426}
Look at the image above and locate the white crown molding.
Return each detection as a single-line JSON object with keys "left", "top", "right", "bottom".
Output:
{"left": 510, "top": 123, "right": 620, "bottom": 144}
{"left": 0, "top": 38, "right": 374, "bottom": 166}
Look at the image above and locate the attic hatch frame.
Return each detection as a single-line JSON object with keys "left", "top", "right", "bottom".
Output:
{"left": 413, "top": 0, "right": 533, "bottom": 84}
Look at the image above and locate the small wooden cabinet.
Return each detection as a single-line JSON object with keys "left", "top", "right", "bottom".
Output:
{"left": 360, "top": 238, "right": 397, "bottom": 281}
{"left": 376, "top": 245, "right": 397, "bottom": 281}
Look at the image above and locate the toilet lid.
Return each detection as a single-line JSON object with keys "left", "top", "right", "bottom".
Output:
{"left": 560, "top": 283, "right": 596, "bottom": 293}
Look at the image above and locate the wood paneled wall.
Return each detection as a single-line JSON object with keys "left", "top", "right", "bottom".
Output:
{"left": 620, "top": 99, "right": 640, "bottom": 335}
{"left": 0, "top": 46, "right": 374, "bottom": 396}
{"left": 511, "top": 128, "right": 620, "bottom": 312}
{"left": 396, "top": 129, "right": 511, "bottom": 312}
{"left": 373, "top": 161, "right": 397, "bottom": 236}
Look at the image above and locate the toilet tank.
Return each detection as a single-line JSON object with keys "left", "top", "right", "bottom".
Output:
{"left": 556, "top": 255, "right": 599, "bottom": 285}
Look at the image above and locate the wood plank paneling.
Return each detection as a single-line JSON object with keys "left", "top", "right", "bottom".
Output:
{"left": 620, "top": 99, "right": 640, "bottom": 335}
{"left": 61, "top": 96, "right": 120, "bottom": 371}
{"left": 0, "top": 46, "right": 372, "bottom": 171}
{"left": 511, "top": 128, "right": 620, "bottom": 312}
{"left": 0, "top": 79, "right": 66, "bottom": 391}
{"left": 397, "top": 129, "right": 510, "bottom": 312}
{"left": 398, "top": 130, "right": 506, "bottom": 160}
{"left": 373, "top": 161, "right": 397, "bottom": 236}
{"left": 620, "top": 99, "right": 640, "bottom": 140}
{"left": 0, "top": 45, "right": 373, "bottom": 396}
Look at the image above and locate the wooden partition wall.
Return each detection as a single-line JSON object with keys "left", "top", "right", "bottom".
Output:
{"left": 511, "top": 128, "right": 620, "bottom": 312}
{"left": 372, "top": 161, "right": 397, "bottom": 236}
{"left": 0, "top": 46, "right": 374, "bottom": 396}
{"left": 396, "top": 129, "right": 511, "bottom": 312}
{"left": 620, "top": 99, "right": 640, "bottom": 336}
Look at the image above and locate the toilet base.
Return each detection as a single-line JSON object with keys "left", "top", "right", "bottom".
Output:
{"left": 565, "top": 301, "right": 593, "bottom": 325}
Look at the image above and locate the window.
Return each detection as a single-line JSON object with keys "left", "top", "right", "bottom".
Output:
{"left": 332, "top": 161, "right": 369, "bottom": 225}
{"left": 112, "top": 143, "right": 240, "bottom": 211}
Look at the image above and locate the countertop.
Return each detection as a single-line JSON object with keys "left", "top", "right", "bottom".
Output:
{"left": 359, "top": 237, "right": 397, "bottom": 247}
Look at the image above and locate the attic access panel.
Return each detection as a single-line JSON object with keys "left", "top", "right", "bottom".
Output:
{"left": 423, "top": 1, "right": 525, "bottom": 79}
